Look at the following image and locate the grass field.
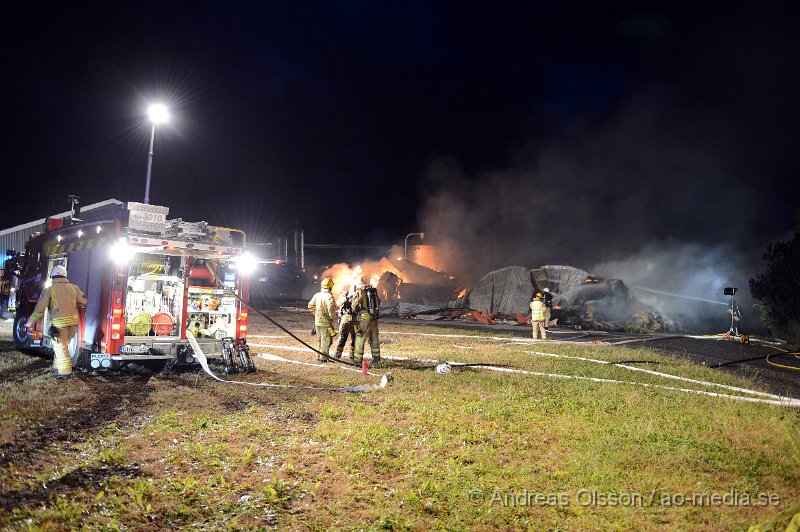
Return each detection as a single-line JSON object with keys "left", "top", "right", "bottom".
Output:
{"left": 1, "top": 314, "right": 799, "bottom": 530}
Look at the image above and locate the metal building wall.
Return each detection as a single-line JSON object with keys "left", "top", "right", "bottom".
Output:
{"left": 0, "top": 224, "right": 43, "bottom": 264}
{"left": 0, "top": 199, "right": 123, "bottom": 264}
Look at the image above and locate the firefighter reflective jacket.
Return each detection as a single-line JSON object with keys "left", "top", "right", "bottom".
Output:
{"left": 308, "top": 289, "right": 336, "bottom": 327}
{"left": 29, "top": 277, "right": 87, "bottom": 328}
{"left": 530, "top": 299, "right": 546, "bottom": 321}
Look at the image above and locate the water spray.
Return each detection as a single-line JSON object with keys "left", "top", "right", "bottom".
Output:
{"left": 630, "top": 286, "right": 728, "bottom": 306}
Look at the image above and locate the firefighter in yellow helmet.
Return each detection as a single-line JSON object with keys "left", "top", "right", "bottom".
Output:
{"left": 352, "top": 275, "right": 384, "bottom": 367}
{"left": 27, "top": 265, "right": 87, "bottom": 379}
{"left": 530, "top": 292, "right": 547, "bottom": 340}
{"left": 308, "top": 277, "right": 337, "bottom": 362}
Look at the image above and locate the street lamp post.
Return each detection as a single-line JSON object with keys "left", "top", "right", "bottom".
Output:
{"left": 404, "top": 232, "right": 425, "bottom": 260}
{"left": 144, "top": 103, "right": 169, "bottom": 205}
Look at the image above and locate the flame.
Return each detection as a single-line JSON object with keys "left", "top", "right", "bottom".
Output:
{"left": 319, "top": 260, "right": 393, "bottom": 296}
{"left": 320, "top": 263, "right": 375, "bottom": 297}
{"left": 457, "top": 288, "right": 468, "bottom": 298}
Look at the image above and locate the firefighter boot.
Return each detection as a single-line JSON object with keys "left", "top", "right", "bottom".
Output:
{"left": 334, "top": 331, "right": 347, "bottom": 359}
{"left": 370, "top": 357, "right": 387, "bottom": 369}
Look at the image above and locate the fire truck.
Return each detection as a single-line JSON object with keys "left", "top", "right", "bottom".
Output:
{"left": 13, "top": 201, "right": 254, "bottom": 371}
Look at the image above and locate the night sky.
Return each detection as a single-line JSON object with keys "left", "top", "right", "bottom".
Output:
{"left": 2, "top": 2, "right": 799, "bottom": 277}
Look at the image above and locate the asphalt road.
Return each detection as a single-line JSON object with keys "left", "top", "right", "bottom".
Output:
{"left": 382, "top": 317, "right": 800, "bottom": 397}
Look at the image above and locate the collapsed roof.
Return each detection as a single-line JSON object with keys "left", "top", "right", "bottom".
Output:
{"left": 374, "top": 257, "right": 457, "bottom": 306}
{"left": 364, "top": 260, "right": 706, "bottom": 333}
{"left": 462, "top": 265, "right": 593, "bottom": 317}
{"left": 376, "top": 257, "right": 454, "bottom": 286}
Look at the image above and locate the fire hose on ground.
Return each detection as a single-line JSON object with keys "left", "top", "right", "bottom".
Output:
{"left": 764, "top": 347, "right": 800, "bottom": 372}
{"left": 199, "top": 268, "right": 800, "bottom": 396}
{"left": 692, "top": 334, "right": 800, "bottom": 372}
{"left": 192, "top": 271, "right": 392, "bottom": 392}
{"left": 552, "top": 330, "right": 800, "bottom": 372}
{"left": 186, "top": 331, "right": 391, "bottom": 392}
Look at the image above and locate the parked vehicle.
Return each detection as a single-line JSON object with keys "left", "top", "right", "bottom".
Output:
{"left": 13, "top": 201, "right": 254, "bottom": 371}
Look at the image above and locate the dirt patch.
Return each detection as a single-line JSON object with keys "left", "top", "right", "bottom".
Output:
{"left": 0, "top": 464, "right": 141, "bottom": 511}
{"left": 0, "top": 358, "right": 51, "bottom": 384}
{"left": 220, "top": 398, "right": 253, "bottom": 412}
{"left": 0, "top": 375, "right": 154, "bottom": 466}
{"left": 281, "top": 410, "right": 317, "bottom": 424}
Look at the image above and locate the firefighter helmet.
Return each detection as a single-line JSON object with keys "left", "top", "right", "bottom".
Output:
{"left": 535, "top": 292, "right": 543, "bottom": 298}
{"left": 543, "top": 287, "right": 550, "bottom": 293}
{"left": 50, "top": 265, "right": 68, "bottom": 278}
{"left": 321, "top": 277, "right": 334, "bottom": 289}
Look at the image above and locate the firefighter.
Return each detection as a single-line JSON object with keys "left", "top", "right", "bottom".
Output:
{"left": 530, "top": 292, "right": 547, "bottom": 340}
{"left": 542, "top": 287, "right": 553, "bottom": 328}
{"left": 352, "top": 276, "right": 384, "bottom": 368}
{"left": 0, "top": 267, "right": 8, "bottom": 314}
{"left": 0, "top": 252, "right": 18, "bottom": 315}
{"left": 334, "top": 283, "right": 357, "bottom": 359}
{"left": 308, "top": 277, "right": 337, "bottom": 362}
{"left": 26, "top": 265, "right": 87, "bottom": 379}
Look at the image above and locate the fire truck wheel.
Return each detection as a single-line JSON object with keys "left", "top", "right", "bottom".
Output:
{"left": 13, "top": 315, "right": 31, "bottom": 349}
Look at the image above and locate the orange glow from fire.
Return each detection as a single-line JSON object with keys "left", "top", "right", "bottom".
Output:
{"left": 406, "top": 244, "right": 445, "bottom": 271}
{"left": 320, "top": 264, "right": 369, "bottom": 297}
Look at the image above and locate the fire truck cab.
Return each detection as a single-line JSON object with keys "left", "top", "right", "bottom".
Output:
{"left": 13, "top": 202, "right": 253, "bottom": 371}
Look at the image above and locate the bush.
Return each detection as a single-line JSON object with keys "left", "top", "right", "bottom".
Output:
{"left": 749, "top": 217, "right": 800, "bottom": 340}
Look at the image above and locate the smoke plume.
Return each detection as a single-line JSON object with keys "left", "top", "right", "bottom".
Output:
{"left": 592, "top": 242, "right": 761, "bottom": 332}
{"left": 417, "top": 91, "right": 770, "bottom": 332}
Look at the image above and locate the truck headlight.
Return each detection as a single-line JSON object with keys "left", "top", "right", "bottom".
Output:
{"left": 236, "top": 252, "right": 258, "bottom": 274}
{"left": 110, "top": 238, "right": 135, "bottom": 265}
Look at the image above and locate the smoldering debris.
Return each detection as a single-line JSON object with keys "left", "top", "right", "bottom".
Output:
{"left": 394, "top": 263, "right": 700, "bottom": 333}
{"left": 317, "top": 257, "right": 725, "bottom": 333}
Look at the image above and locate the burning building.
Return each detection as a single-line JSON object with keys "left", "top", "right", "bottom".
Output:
{"left": 313, "top": 254, "right": 701, "bottom": 332}
{"left": 318, "top": 257, "right": 459, "bottom": 309}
